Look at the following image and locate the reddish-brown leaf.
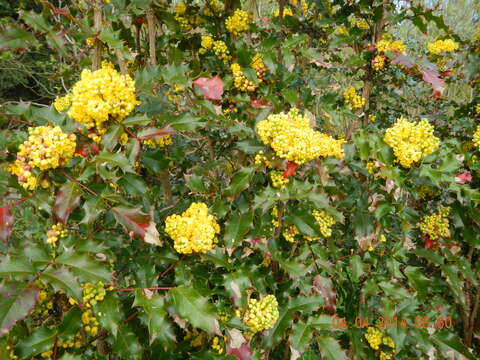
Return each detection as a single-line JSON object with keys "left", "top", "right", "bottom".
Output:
{"left": 250, "top": 97, "right": 272, "bottom": 109}
{"left": 193, "top": 75, "right": 224, "bottom": 101}
{"left": 0, "top": 285, "right": 39, "bottom": 336}
{"left": 138, "top": 125, "right": 175, "bottom": 140}
{"left": 111, "top": 206, "right": 161, "bottom": 246}
{"left": 227, "top": 343, "right": 252, "bottom": 360}
{"left": 420, "top": 67, "right": 445, "bottom": 92}
{"left": 424, "top": 234, "right": 435, "bottom": 249}
{"left": 53, "top": 183, "right": 81, "bottom": 224}
{"left": 455, "top": 172, "right": 472, "bottom": 184}
{"left": 283, "top": 161, "right": 299, "bottom": 178}
{"left": 0, "top": 206, "right": 14, "bottom": 244}
{"left": 313, "top": 275, "right": 336, "bottom": 315}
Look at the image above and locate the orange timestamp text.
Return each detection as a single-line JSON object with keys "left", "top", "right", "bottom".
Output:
{"left": 331, "top": 315, "right": 453, "bottom": 330}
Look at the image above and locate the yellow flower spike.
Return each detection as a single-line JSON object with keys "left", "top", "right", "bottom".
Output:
{"left": 257, "top": 108, "right": 345, "bottom": 165}
{"left": 312, "top": 210, "right": 335, "bottom": 237}
{"left": 427, "top": 39, "right": 459, "bottom": 55}
{"left": 344, "top": 87, "right": 365, "bottom": 110}
{"left": 243, "top": 295, "right": 279, "bottom": 333}
{"left": 165, "top": 202, "right": 220, "bottom": 254}
{"left": 270, "top": 171, "right": 289, "bottom": 188}
{"left": 225, "top": 9, "right": 250, "bottom": 36}
{"left": 384, "top": 117, "right": 440, "bottom": 168}
{"left": 418, "top": 206, "right": 451, "bottom": 240}
{"left": 68, "top": 61, "right": 139, "bottom": 135}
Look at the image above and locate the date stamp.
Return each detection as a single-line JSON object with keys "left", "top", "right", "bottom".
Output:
{"left": 332, "top": 315, "right": 453, "bottom": 330}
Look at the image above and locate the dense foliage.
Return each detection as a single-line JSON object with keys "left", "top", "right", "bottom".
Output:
{"left": 1, "top": 0, "right": 479, "bottom": 359}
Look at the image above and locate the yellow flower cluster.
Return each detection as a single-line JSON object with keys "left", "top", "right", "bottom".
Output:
{"left": 203, "top": 0, "right": 223, "bottom": 16}
{"left": 243, "top": 295, "right": 279, "bottom": 333}
{"left": 369, "top": 114, "right": 377, "bottom": 122}
{"left": 32, "top": 289, "right": 54, "bottom": 316}
{"left": 251, "top": 53, "right": 267, "bottom": 82}
{"left": 427, "top": 39, "right": 459, "bottom": 55}
{"left": 282, "top": 224, "right": 299, "bottom": 242}
{"left": 8, "top": 126, "right": 76, "bottom": 190}
{"left": 119, "top": 133, "right": 129, "bottom": 145}
{"left": 476, "top": 104, "right": 480, "bottom": 114}
{"left": 211, "top": 336, "right": 224, "bottom": 354}
{"left": 270, "top": 170, "right": 289, "bottom": 188}
{"left": 384, "top": 117, "right": 440, "bottom": 168}
{"left": 473, "top": 125, "right": 480, "bottom": 151}
{"left": 6, "top": 345, "right": 18, "bottom": 360}
{"left": 257, "top": 108, "right": 345, "bottom": 164}
{"left": 254, "top": 150, "right": 273, "bottom": 168}
{"left": 81, "top": 309, "right": 99, "bottom": 336}
{"left": 53, "top": 93, "right": 72, "bottom": 112}
{"left": 82, "top": 281, "right": 106, "bottom": 307}
{"left": 143, "top": 135, "right": 173, "bottom": 148}
{"left": 365, "top": 327, "right": 383, "bottom": 350}
{"left": 366, "top": 161, "right": 375, "bottom": 174}
{"left": 271, "top": 206, "right": 280, "bottom": 228}
{"left": 165, "top": 202, "right": 220, "bottom": 254}
{"left": 372, "top": 54, "right": 386, "bottom": 71}
{"left": 46, "top": 223, "right": 68, "bottom": 247}
{"left": 418, "top": 206, "right": 451, "bottom": 240}
{"left": 86, "top": 37, "right": 95, "bottom": 47}
{"left": 274, "top": 7, "right": 294, "bottom": 17}
{"left": 337, "top": 26, "right": 348, "bottom": 35}
{"left": 376, "top": 39, "right": 406, "bottom": 53}
{"left": 351, "top": 17, "right": 369, "bottom": 30}
{"left": 199, "top": 35, "right": 214, "bottom": 54}
{"left": 68, "top": 61, "right": 139, "bottom": 135}
{"left": 174, "top": 2, "right": 200, "bottom": 31}
{"left": 212, "top": 40, "right": 231, "bottom": 63}
{"left": 225, "top": 9, "right": 249, "bottom": 36}
{"left": 290, "top": 0, "right": 309, "bottom": 15}
{"left": 365, "top": 327, "right": 396, "bottom": 359}
{"left": 344, "top": 87, "right": 366, "bottom": 110}
{"left": 231, "top": 63, "right": 257, "bottom": 92}
{"left": 312, "top": 209, "right": 335, "bottom": 237}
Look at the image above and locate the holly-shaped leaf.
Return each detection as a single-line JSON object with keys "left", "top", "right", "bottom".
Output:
{"left": 0, "top": 284, "right": 39, "bottom": 336}
{"left": 111, "top": 206, "right": 161, "bottom": 246}
{"left": 53, "top": 183, "right": 81, "bottom": 224}
{"left": 193, "top": 76, "right": 224, "bottom": 101}
{"left": 317, "top": 336, "right": 347, "bottom": 360}
{"left": 168, "top": 285, "right": 219, "bottom": 334}
{"left": 138, "top": 125, "right": 175, "bottom": 140}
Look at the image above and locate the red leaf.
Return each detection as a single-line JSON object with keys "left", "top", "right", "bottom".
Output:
{"left": 250, "top": 97, "right": 272, "bottom": 108}
{"left": 420, "top": 67, "right": 445, "bottom": 92}
{"left": 283, "top": 161, "right": 299, "bottom": 178}
{"left": 313, "top": 275, "right": 336, "bottom": 315}
{"left": 138, "top": 125, "right": 175, "bottom": 140}
{"left": 0, "top": 206, "right": 14, "bottom": 244}
{"left": 193, "top": 76, "right": 224, "bottom": 101}
{"left": 432, "top": 91, "right": 441, "bottom": 100}
{"left": 455, "top": 172, "right": 472, "bottom": 184}
{"left": 54, "top": 183, "right": 82, "bottom": 224}
{"left": 424, "top": 234, "right": 435, "bottom": 249}
{"left": 227, "top": 343, "right": 252, "bottom": 360}
{"left": 74, "top": 147, "right": 88, "bottom": 157}
{"left": 244, "top": 237, "right": 267, "bottom": 246}
{"left": 134, "top": 17, "right": 145, "bottom": 24}
{"left": 112, "top": 206, "right": 161, "bottom": 246}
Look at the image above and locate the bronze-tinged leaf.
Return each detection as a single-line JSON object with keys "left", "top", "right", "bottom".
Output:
{"left": 111, "top": 206, "right": 161, "bottom": 246}
{"left": 313, "top": 275, "right": 336, "bottom": 315}
{"left": 193, "top": 75, "right": 224, "bottom": 100}
{"left": 0, "top": 284, "right": 39, "bottom": 336}
{"left": 138, "top": 125, "right": 175, "bottom": 140}
{"left": 420, "top": 66, "right": 445, "bottom": 92}
{"left": 250, "top": 97, "right": 272, "bottom": 109}
{"left": 53, "top": 183, "right": 81, "bottom": 224}
{"left": 0, "top": 206, "right": 14, "bottom": 244}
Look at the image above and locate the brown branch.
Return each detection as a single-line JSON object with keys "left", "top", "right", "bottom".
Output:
{"left": 7, "top": 117, "right": 34, "bottom": 126}
{"left": 59, "top": 169, "right": 100, "bottom": 197}
{"left": 466, "top": 291, "right": 480, "bottom": 346}
{"left": 158, "top": 255, "right": 185, "bottom": 280}
{"left": 92, "top": 0, "right": 103, "bottom": 70}
{"left": 52, "top": 336, "right": 58, "bottom": 360}
{"left": 4, "top": 195, "right": 34, "bottom": 208}
{"left": 110, "top": 286, "right": 175, "bottom": 292}
{"left": 146, "top": 7, "right": 157, "bottom": 66}
{"left": 115, "top": 49, "right": 127, "bottom": 75}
